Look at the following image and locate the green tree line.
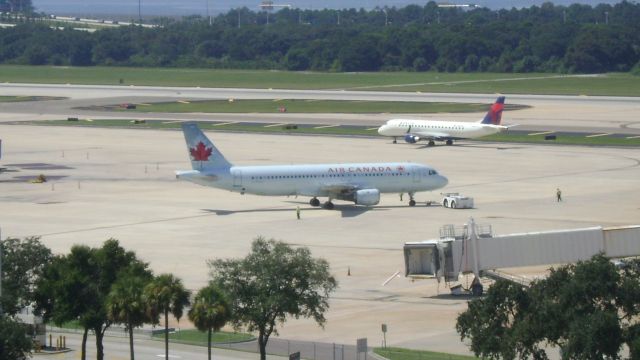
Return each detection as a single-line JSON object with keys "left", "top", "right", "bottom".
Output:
{"left": 1, "top": 1, "right": 639, "bottom": 73}
{"left": 0, "top": 236, "right": 336, "bottom": 360}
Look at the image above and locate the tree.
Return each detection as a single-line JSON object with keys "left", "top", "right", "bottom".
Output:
{"left": 188, "top": 284, "right": 231, "bottom": 360}
{"left": 0, "top": 315, "right": 32, "bottom": 359}
{"left": 144, "top": 274, "right": 191, "bottom": 360}
{"left": 106, "top": 265, "right": 154, "bottom": 360}
{"left": 34, "top": 239, "right": 149, "bottom": 360}
{"left": 209, "top": 237, "right": 338, "bottom": 360}
{"left": 0, "top": 236, "right": 52, "bottom": 315}
{"left": 456, "top": 255, "right": 640, "bottom": 360}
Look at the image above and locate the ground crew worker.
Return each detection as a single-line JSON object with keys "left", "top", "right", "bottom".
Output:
{"left": 556, "top": 188, "right": 562, "bottom": 202}
{"left": 296, "top": 206, "right": 301, "bottom": 219}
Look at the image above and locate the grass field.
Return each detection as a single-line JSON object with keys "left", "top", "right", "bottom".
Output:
{"left": 108, "top": 99, "right": 524, "bottom": 114}
{"left": 374, "top": 347, "right": 477, "bottom": 360}
{"left": 151, "top": 329, "right": 254, "bottom": 346}
{"left": 1, "top": 65, "right": 639, "bottom": 96}
{"left": 26, "top": 119, "right": 640, "bottom": 147}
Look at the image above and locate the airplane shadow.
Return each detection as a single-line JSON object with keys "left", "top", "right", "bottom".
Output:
{"left": 202, "top": 202, "right": 415, "bottom": 218}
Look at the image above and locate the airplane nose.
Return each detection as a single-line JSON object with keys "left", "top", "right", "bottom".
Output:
{"left": 439, "top": 175, "right": 449, "bottom": 188}
{"left": 377, "top": 125, "right": 387, "bottom": 135}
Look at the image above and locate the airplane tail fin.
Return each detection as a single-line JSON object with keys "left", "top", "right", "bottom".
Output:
{"left": 181, "top": 122, "right": 232, "bottom": 171}
{"left": 479, "top": 96, "right": 506, "bottom": 125}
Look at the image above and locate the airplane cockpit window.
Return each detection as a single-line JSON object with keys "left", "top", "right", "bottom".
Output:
{"left": 428, "top": 170, "right": 438, "bottom": 175}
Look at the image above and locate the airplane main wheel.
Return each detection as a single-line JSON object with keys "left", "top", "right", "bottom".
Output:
{"left": 323, "top": 201, "right": 334, "bottom": 210}
{"left": 443, "top": 200, "right": 448, "bottom": 208}
{"left": 451, "top": 201, "right": 456, "bottom": 209}
{"left": 310, "top": 198, "right": 320, "bottom": 207}
{"left": 446, "top": 139, "right": 453, "bottom": 145}
{"left": 409, "top": 200, "right": 416, "bottom": 207}
{"left": 428, "top": 140, "right": 435, "bottom": 146}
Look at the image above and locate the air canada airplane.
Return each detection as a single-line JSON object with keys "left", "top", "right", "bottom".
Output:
{"left": 176, "top": 122, "right": 448, "bottom": 208}
{"left": 377, "top": 96, "right": 515, "bottom": 146}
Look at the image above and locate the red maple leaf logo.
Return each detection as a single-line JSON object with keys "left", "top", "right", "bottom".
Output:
{"left": 397, "top": 166, "right": 405, "bottom": 171}
{"left": 190, "top": 142, "right": 213, "bottom": 161}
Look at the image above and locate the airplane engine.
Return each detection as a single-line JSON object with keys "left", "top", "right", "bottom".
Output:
{"left": 354, "top": 189, "right": 380, "bottom": 206}
{"left": 404, "top": 134, "right": 419, "bottom": 144}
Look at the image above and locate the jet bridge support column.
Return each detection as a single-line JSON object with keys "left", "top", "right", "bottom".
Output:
{"left": 468, "top": 218, "right": 483, "bottom": 296}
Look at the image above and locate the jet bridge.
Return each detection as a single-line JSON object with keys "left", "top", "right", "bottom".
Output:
{"left": 404, "top": 218, "right": 640, "bottom": 295}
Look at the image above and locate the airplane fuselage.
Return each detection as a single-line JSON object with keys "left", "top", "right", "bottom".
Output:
{"left": 177, "top": 162, "right": 447, "bottom": 198}
{"left": 378, "top": 119, "right": 504, "bottom": 140}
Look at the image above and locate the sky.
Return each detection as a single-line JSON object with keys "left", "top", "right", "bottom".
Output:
{"left": 32, "top": 0, "right": 620, "bottom": 17}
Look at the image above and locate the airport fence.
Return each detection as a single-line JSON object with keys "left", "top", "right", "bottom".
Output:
{"left": 47, "top": 325, "right": 361, "bottom": 360}
{"left": 216, "top": 338, "right": 359, "bottom": 360}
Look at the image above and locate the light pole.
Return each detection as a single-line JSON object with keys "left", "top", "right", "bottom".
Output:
{"left": 604, "top": 11, "right": 609, "bottom": 25}
{"left": 206, "top": 0, "right": 212, "bottom": 25}
{"left": 138, "top": 0, "right": 142, "bottom": 24}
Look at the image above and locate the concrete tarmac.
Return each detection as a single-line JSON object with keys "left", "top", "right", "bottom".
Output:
{"left": 2, "top": 84, "right": 640, "bottom": 134}
{"left": 2, "top": 124, "right": 639, "bottom": 355}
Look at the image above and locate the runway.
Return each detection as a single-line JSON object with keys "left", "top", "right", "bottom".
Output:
{"left": 1, "top": 83, "right": 640, "bottom": 134}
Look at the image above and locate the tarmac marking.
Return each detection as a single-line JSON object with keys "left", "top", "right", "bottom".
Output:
{"left": 314, "top": 124, "right": 340, "bottom": 129}
{"left": 212, "top": 122, "right": 236, "bottom": 126}
{"left": 177, "top": 100, "right": 190, "bottom": 104}
{"left": 626, "top": 135, "right": 640, "bottom": 139}
{"left": 585, "top": 133, "right": 610, "bottom": 138}
{"left": 528, "top": 131, "right": 554, "bottom": 136}
{"left": 162, "top": 120, "right": 184, "bottom": 124}
{"left": 264, "top": 123, "right": 287, "bottom": 128}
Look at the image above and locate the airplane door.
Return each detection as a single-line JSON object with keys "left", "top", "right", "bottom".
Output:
{"left": 412, "top": 167, "right": 421, "bottom": 183}
{"left": 233, "top": 170, "right": 242, "bottom": 187}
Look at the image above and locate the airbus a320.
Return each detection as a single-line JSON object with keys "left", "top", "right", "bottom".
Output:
{"left": 176, "top": 122, "right": 448, "bottom": 208}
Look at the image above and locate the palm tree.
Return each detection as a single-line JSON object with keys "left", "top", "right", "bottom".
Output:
{"left": 106, "top": 272, "right": 152, "bottom": 360}
{"left": 144, "top": 274, "right": 191, "bottom": 360}
{"left": 188, "top": 284, "right": 231, "bottom": 360}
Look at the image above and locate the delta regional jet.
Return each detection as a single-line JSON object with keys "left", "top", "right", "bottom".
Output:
{"left": 176, "top": 123, "right": 448, "bottom": 208}
{"left": 377, "top": 96, "right": 515, "bottom": 146}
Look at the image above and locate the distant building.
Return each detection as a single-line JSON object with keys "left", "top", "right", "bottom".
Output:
{"left": 15, "top": 305, "right": 47, "bottom": 348}
{"left": 436, "top": 3, "right": 480, "bottom": 9}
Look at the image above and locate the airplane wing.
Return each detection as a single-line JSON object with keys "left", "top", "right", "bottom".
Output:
{"left": 321, "top": 184, "right": 360, "bottom": 196}
{"left": 402, "top": 125, "right": 450, "bottom": 140}
{"left": 410, "top": 130, "right": 451, "bottom": 139}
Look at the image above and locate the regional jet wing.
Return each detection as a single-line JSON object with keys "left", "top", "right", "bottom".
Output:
{"left": 409, "top": 130, "right": 451, "bottom": 140}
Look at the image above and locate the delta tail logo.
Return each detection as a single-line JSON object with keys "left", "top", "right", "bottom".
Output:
{"left": 481, "top": 96, "right": 505, "bottom": 125}
{"left": 190, "top": 141, "right": 213, "bottom": 161}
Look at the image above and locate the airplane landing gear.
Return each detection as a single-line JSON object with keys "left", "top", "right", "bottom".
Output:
{"left": 408, "top": 192, "right": 416, "bottom": 207}
{"left": 323, "top": 201, "right": 334, "bottom": 210}
{"left": 393, "top": 137, "right": 397, "bottom": 144}
{"left": 310, "top": 197, "right": 320, "bottom": 207}
{"left": 446, "top": 139, "right": 453, "bottom": 146}
{"left": 428, "top": 140, "right": 435, "bottom": 147}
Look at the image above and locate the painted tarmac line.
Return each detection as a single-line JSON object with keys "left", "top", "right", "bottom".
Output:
{"left": 528, "top": 131, "right": 554, "bottom": 136}
{"left": 264, "top": 123, "right": 287, "bottom": 128}
{"left": 314, "top": 124, "right": 340, "bottom": 129}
